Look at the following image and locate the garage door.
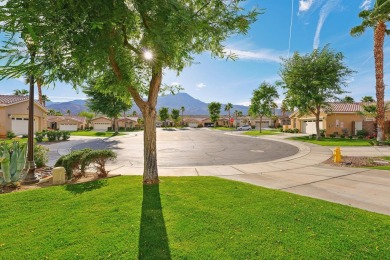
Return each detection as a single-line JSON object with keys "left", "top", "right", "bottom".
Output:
{"left": 11, "top": 117, "right": 37, "bottom": 135}
{"left": 59, "top": 124, "right": 78, "bottom": 131}
{"left": 255, "top": 121, "right": 270, "bottom": 130}
{"left": 188, "top": 123, "right": 198, "bottom": 128}
{"left": 302, "top": 120, "right": 323, "bottom": 134}
{"left": 93, "top": 122, "right": 111, "bottom": 131}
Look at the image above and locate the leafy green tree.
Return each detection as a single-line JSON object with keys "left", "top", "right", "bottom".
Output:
{"left": 78, "top": 111, "right": 95, "bottom": 126}
{"left": 342, "top": 96, "right": 355, "bottom": 103}
{"left": 361, "top": 96, "right": 375, "bottom": 103}
{"left": 66, "top": 109, "right": 71, "bottom": 116}
{"left": 249, "top": 82, "right": 279, "bottom": 133}
{"left": 0, "top": 0, "right": 258, "bottom": 184}
{"left": 84, "top": 85, "right": 132, "bottom": 134}
{"left": 208, "top": 102, "right": 221, "bottom": 127}
{"left": 171, "top": 109, "right": 180, "bottom": 127}
{"left": 159, "top": 107, "right": 169, "bottom": 127}
{"left": 279, "top": 46, "right": 354, "bottom": 140}
{"left": 351, "top": 0, "right": 390, "bottom": 141}
{"left": 225, "top": 103, "right": 233, "bottom": 128}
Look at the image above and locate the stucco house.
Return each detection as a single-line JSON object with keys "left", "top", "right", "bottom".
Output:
{"left": 0, "top": 95, "right": 47, "bottom": 137}
{"left": 47, "top": 115, "right": 87, "bottom": 131}
{"left": 288, "top": 103, "right": 376, "bottom": 135}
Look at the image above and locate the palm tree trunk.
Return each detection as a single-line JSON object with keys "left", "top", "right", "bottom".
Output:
{"left": 374, "top": 21, "right": 386, "bottom": 141}
{"left": 37, "top": 78, "right": 43, "bottom": 105}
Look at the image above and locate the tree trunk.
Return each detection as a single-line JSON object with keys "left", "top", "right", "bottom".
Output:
{"left": 259, "top": 115, "right": 262, "bottom": 133}
{"left": 37, "top": 78, "right": 43, "bottom": 105}
{"left": 374, "top": 21, "right": 386, "bottom": 141}
{"left": 315, "top": 112, "right": 321, "bottom": 141}
{"left": 228, "top": 110, "right": 231, "bottom": 128}
{"left": 114, "top": 117, "right": 119, "bottom": 134}
{"left": 143, "top": 106, "right": 159, "bottom": 184}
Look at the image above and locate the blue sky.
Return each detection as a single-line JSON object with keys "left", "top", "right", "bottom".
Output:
{"left": 0, "top": 0, "right": 388, "bottom": 105}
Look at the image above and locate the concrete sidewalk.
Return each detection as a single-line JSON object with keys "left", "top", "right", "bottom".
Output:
{"left": 107, "top": 133, "right": 390, "bottom": 216}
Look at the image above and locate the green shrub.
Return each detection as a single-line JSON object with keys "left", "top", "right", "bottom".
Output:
{"left": 55, "top": 131, "right": 62, "bottom": 141}
{"left": 35, "top": 132, "right": 46, "bottom": 142}
{"left": 46, "top": 131, "right": 57, "bottom": 142}
{"left": 329, "top": 134, "right": 336, "bottom": 138}
{"left": 61, "top": 131, "right": 71, "bottom": 140}
{"left": 356, "top": 129, "right": 368, "bottom": 137}
{"left": 348, "top": 135, "right": 353, "bottom": 139}
{"left": 340, "top": 134, "right": 345, "bottom": 139}
{"left": 81, "top": 150, "right": 117, "bottom": 177}
{"left": 6, "top": 131, "right": 16, "bottom": 139}
{"left": 358, "top": 135, "right": 364, "bottom": 139}
{"left": 293, "top": 128, "right": 299, "bottom": 133}
{"left": 55, "top": 149, "right": 92, "bottom": 179}
{"left": 95, "top": 132, "right": 106, "bottom": 136}
{"left": 34, "top": 145, "right": 49, "bottom": 168}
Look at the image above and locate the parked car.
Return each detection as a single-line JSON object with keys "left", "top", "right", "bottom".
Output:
{"left": 237, "top": 125, "right": 251, "bottom": 131}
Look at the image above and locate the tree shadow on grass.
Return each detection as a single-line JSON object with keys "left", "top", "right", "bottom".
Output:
{"left": 65, "top": 179, "right": 108, "bottom": 195}
{"left": 138, "top": 184, "right": 171, "bottom": 259}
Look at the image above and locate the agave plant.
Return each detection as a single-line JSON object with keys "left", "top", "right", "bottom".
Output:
{"left": 0, "top": 142, "right": 27, "bottom": 186}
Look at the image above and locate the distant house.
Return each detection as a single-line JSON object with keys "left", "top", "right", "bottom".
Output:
{"left": 0, "top": 95, "right": 47, "bottom": 137}
{"left": 47, "top": 115, "right": 87, "bottom": 131}
{"left": 288, "top": 103, "right": 379, "bottom": 135}
{"left": 183, "top": 117, "right": 207, "bottom": 128}
{"left": 91, "top": 117, "right": 112, "bottom": 131}
{"left": 118, "top": 116, "right": 139, "bottom": 129}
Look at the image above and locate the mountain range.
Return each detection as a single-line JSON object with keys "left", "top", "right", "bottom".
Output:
{"left": 47, "top": 93, "right": 282, "bottom": 116}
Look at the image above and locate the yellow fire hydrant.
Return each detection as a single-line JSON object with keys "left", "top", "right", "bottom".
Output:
{"left": 333, "top": 147, "right": 342, "bottom": 163}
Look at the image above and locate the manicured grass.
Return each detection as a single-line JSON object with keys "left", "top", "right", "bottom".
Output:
{"left": 243, "top": 129, "right": 281, "bottom": 136}
{"left": 0, "top": 137, "right": 28, "bottom": 144}
{"left": 70, "top": 131, "right": 125, "bottom": 137}
{"left": 212, "top": 126, "right": 235, "bottom": 131}
{"left": 1, "top": 176, "right": 389, "bottom": 259}
{"left": 289, "top": 136, "right": 373, "bottom": 146}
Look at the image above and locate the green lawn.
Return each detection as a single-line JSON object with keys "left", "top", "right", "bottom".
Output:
{"left": 70, "top": 131, "right": 126, "bottom": 137}
{"left": 1, "top": 176, "right": 389, "bottom": 259}
{"left": 289, "top": 136, "right": 373, "bottom": 146}
{"left": 368, "top": 157, "right": 390, "bottom": 170}
{"left": 212, "top": 126, "right": 235, "bottom": 131}
{"left": 243, "top": 129, "right": 281, "bottom": 136}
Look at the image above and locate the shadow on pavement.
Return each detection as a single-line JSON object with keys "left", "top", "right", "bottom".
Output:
{"left": 138, "top": 184, "right": 171, "bottom": 259}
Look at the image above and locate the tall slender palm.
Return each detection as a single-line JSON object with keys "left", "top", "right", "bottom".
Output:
{"left": 180, "top": 106, "right": 185, "bottom": 126}
{"left": 66, "top": 109, "right": 71, "bottom": 116}
{"left": 351, "top": 0, "right": 390, "bottom": 141}
{"left": 25, "top": 76, "right": 44, "bottom": 105}
{"left": 224, "top": 103, "right": 233, "bottom": 128}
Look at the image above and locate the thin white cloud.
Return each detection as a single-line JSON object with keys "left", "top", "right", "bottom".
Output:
{"left": 299, "top": 0, "right": 314, "bottom": 12}
{"left": 313, "top": 0, "right": 340, "bottom": 49}
{"left": 237, "top": 101, "right": 250, "bottom": 106}
{"left": 224, "top": 48, "right": 285, "bottom": 63}
{"left": 360, "top": 0, "right": 372, "bottom": 10}
{"left": 196, "top": 83, "right": 206, "bottom": 89}
{"left": 170, "top": 82, "right": 180, "bottom": 86}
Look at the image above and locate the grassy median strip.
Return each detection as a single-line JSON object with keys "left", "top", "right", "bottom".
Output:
{"left": 244, "top": 129, "right": 281, "bottom": 136}
{"left": 289, "top": 136, "right": 372, "bottom": 146}
{"left": 1, "top": 176, "right": 389, "bottom": 259}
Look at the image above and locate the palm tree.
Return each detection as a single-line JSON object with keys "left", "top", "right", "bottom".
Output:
{"left": 351, "top": 0, "right": 390, "bottom": 141}
{"left": 66, "top": 109, "right": 71, "bottom": 116}
{"left": 361, "top": 96, "right": 375, "bottom": 103}
{"left": 41, "top": 94, "right": 50, "bottom": 107}
{"left": 224, "top": 103, "right": 233, "bottom": 128}
{"left": 25, "top": 76, "right": 44, "bottom": 105}
{"left": 13, "top": 89, "right": 29, "bottom": 96}
{"left": 180, "top": 106, "right": 185, "bottom": 126}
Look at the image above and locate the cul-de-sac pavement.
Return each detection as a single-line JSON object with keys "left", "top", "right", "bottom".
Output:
{"left": 44, "top": 128, "right": 390, "bottom": 216}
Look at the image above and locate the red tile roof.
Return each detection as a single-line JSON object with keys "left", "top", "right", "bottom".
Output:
{"left": 0, "top": 95, "right": 30, "bottom": 105}
{"left": 324, "top": 103, "right": 363, "bottom": 113}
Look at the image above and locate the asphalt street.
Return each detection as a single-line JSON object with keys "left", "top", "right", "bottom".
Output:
{"left": 45, "top": 128, "right": 299, "bottom": 167}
